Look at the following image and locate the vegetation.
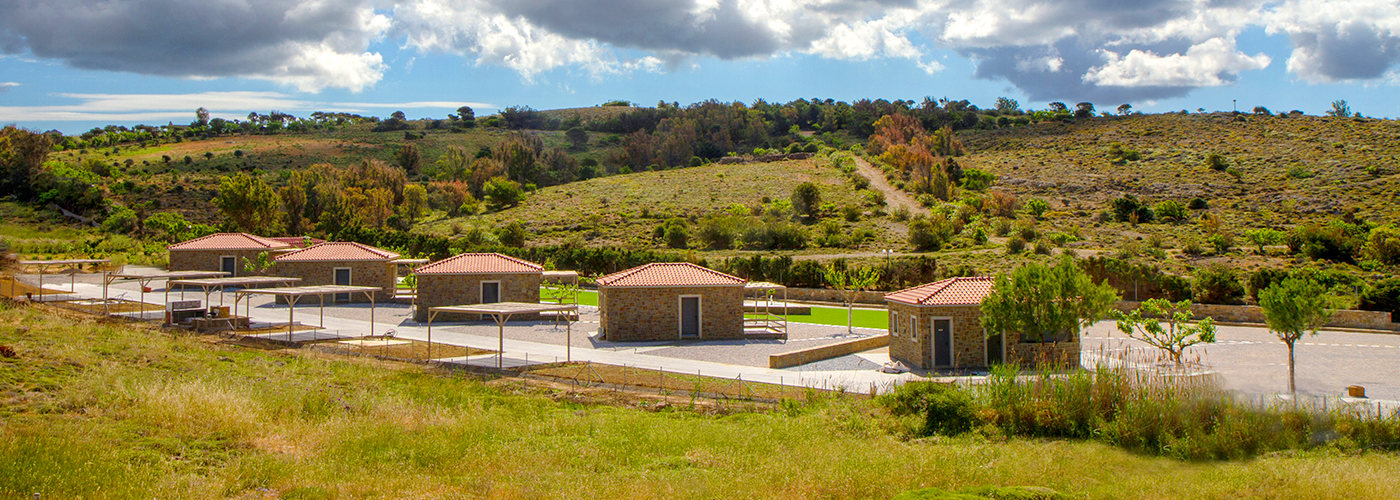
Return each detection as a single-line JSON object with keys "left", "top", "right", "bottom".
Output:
{"left": 1112, "top": 299, "right": 1217, "bottom": 365}
{"left": 1259, "top": 277, "right": 1336, "bottom": 394}
{"left": 980, "top": 257, "right": 1119, "bottom": 343}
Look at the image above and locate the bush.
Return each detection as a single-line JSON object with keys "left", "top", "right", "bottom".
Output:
{"left": 1188, "top": 198, "right": 1209, "bottom": 210}
{"left": 659, "top": 218, "right": 689, "bottom": 249}
{"left": 1363, "top": 225, "right": 1400, "bottom": 265}
{"left": 1023, "top": 198, "right": 1049, "bottom": 219}
{"left": 494, "top": 221, "right": 527, "bottom": 247}
{"left": 1359, "top": 278, "right": 1400, "bottom": 322}
{"left": 841, "top": 204, "right": 862, "bottom": 222}
{"left": 1193, "top": 265, "right": 1245, "bottom": 305}
{"left": 908, "top": 217, "right": 952, "bottom": 251}
{"left": 1205, "top": 153, "right": 1229, "bottom": 171}
{"left": 1287, "top": 221, "right": 1367, "bottom": 263}
{"left": 1154, "top": 200, "right": 1187, "bottom": 222}
{"left": 1005, "top": 235, "right": 1026, "bottom": 254}
{"left": 1247, "top": 268, "right": 1290, "bottom": 301}
{"left": 483, "top": 177, "right": 525, "bottom": 209}
{"left": 791, "top": 182, "right": 821, "bottom": 217}
{"left": 878, "top": 381, "right": 979, "bottom": 437}
{"left": 1111, "top": 195, "right": 1154, "bottom": 224}
{"left": 960, "top": 168, "right": 995, "bottom": 191}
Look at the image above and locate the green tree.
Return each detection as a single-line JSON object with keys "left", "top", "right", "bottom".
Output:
{"left": 994, "top": 97, "right": 1019, "bottom": 113}
{"left": 396, "top": 143, "right": 421, "bottom": 176}
{"left": 1362, "top": 225, "right": 1400, "bottom": 265}
{"left": 565, "top": 127, "right": 588, "bottom": 151}
{"left": 483, "top": 177, "right": 525, "bottom": 209}
{"left": 1259, "top": 277, "right": 1334, "bottom": 393}
{"left": 791, "top": 182, "right": 821, "bottom": 218}
{"left": 1244, "top": 228, "right": 1284, "bottom": 254}
{"left": 278, "top": 172, "right": 308, "bottom": 235}
{"left": 495, "top": 220, "right": 527, "bottom": 247}
{"left": 1116, "top": 104, "right": 1133, "bottom": 116}
{"left": 1359, "top": 277, "right": 1400, "bottom": 322}
{"left": 981, "top": 256, "right": 1120, "bottom": 343}
{"left": 400, "top": 184, "right": 428, "bottom": 223}
{"left": 213, "top": 172, "right": 280, "bottom": 234}
{"left": 1112, "top": 299, "right": 1217, "bottom": 366}
{"left": 1326, "top": 100, "right": 1351, "bottom": 118}
{"left": 822, "top": 263, "right": 882, "bottom": 333}
{"left": 241, "top": 251, "right": 275, "bottom": 275}
{"left": 1192, "top": 264, "right": 1245, "bottom": 305}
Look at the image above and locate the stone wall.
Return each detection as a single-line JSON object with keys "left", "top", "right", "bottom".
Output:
{"left": 414, "top": 273, "right": 543, "bottom": 322}
{"left": 169, "top": 249, "right": 272, "bottom": 276}
{"left": 887, "top": 302, "right": 1079, "bottom": 370}
{"left": 769, "top": 334, "right": 889, "bottom": 369}
{"left": 599, "top": 285, "right": 743, "bottom": 341}
{"left": 271, "top": 260, "right": 396, "bottom": 302}
{"left": 782, "top": 287, "right": 886, "bottom": 305}
{"left": 1113, "top": 301, "right": 1400, "bottom": 332}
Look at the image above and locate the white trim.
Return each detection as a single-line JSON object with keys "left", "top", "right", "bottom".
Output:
{"left": 333, "top": 267, "right": 352, "bottom": 302}
{"left": 678, "top": 294, "right": 702, "bottom": 339}
{"left": 220, "top": 255, "right": 238, "bottom": 277}
{"left": 931, "top": 317, "right": 953, "bottom": 368}
{"left": 480, "top": 280, "right": 502, "bottom": 304}
{"left": 890, "top": 309, "right": 899, "bottom": 338}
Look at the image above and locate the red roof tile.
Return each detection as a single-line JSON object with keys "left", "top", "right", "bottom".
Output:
{"left": 597, "top": 262, "right": 745, "bottom": 287}
{"left": 415, "top": 253, "right": 544, "bottom": 275}
{"left": 272, "top": 242, "right": 399, "bottom": 262}
{"left": 268, "top": 236, "right": 325, "bottom": 248}
{"left": 168, "top": 233, "right": 292, "bottom": 251}
{"left": 885, "top": 276, "right": 996, "bottom": 306}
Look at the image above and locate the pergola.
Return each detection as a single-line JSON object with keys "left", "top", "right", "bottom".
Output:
{"left": 234, "top": 285, "right": 382, "bottom": 343}
{"left": 393, "top": 258, "right": 430, "bottom": 304}
{"left": 13, "top": 259, "right": 111, "bottom": 299}
{"left": 425, "top": 302, "right": 578, "bottom": 369}
{"left": 103, "top": 270, "right": 229, "bottom": 316}
{"left": 744, "top": 281, "right": 788, "bottom": 336}
{"left": 165, "top": 276, "right": 302, "bottom": 325}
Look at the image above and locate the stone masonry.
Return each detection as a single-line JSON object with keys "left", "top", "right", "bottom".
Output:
{"left": 169, "top": 249, "right": 275, "bottom": 276}
{"left": 414, "top": 273, "right": 543, "bottom": 322}
{"left": 887, "top": 302, "right": 1080, "bottom": 370}
{"left": 599, "top": 286, "right": 743, "bottom": 341}
{"left": 271, "top": 260, "right": 396, "bottom": 302}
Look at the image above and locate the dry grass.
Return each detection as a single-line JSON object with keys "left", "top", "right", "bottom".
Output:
{"left": 523, "top": 362, "right": 829, "bottom": 401}
{"left": 324, "top": 339, "right": 487, "bottom": 361}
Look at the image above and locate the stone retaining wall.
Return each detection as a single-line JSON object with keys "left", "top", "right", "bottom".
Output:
{"left": 1114, "top": 301, "right": 1400, "bottom": 332}
{"left": 782, "top": 287, "right": 886, "bottom": 305}
{"left": 769, "top": 335, "right": 889, "bottom": 369}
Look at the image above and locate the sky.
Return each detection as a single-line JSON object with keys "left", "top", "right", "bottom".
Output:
{"left": 2, "top": 0, "right": 1399, "bottom": 134}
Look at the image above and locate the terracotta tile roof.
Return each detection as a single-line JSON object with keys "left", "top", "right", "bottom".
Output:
{"left": 272, "top": 242, "right": 400, "bottom": 262}
{"left": 597, "top": 262, "right": 745, "bottom": 287}
{"left": 168, "top": 233, "right": 292, "bottom": 251}
{"left": 268, "top": 236, "right": 325, "bottom": 248}
{"left": 414, "top": 253, "right": 544, "bottom": 275}
{"left": 885, "top": 276, "right": 996, "bottom": 306}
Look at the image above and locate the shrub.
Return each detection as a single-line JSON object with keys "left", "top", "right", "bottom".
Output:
{"left": 659, "top": 218, "right": 689, "bottom": 249}
{"left": 1023, "top": 198, "right": 1049, "bottom": 219}
{"left": 841, "top": 204, "right": 862, "bottom": 222}
{"left": 993, "top": 218, "right": 1011, "bottom": 237}
{"left": 1359, "top": 278, "right": 1400, "bottom": 322}
{"left": 1205, "top": 153, "right": 1229, "bottom": 171}
{"left": 1111, "top": 195, "right": 1153, "bottom": 224}
{"left": 908, "top": 217, "right": 952, "bottom": 251}
{"left": 1034, "top": 240, "right": 1052, "bottom": 255}
{"left": 1285, "top": 165, "right": 1314, "bottom": 179}
{"left": 1188, "top": 198, "right": 1209, "bottom": 210}
{"left": 1005, "top": 235, "right": 1026, "bottom": 254}
{"left": 494, "top": 221, "right": 527, "bottom": 247}
{"left": 1016, "top": 220, "right": 1038, "bottom": 241}
{"left": 1193, "top": 265, "right": 1245, "bottom": 305}
{"left": 862, "top": 189, "right": 884, "bottom": 207}
{"left": 1362, "top": 225, "right": 1400, "bottom": 265}
{"left": 877, "top": 381, "right": 979, "bottom": 437}
{"left": 1154, "top": 200, "right": 1187, "bottom": 222}
{"left": 1208, "top": 233, "right": 1234, "bottom": 254}
{"left": 961, "top": 168, "right": 995, "bottom": 191}
{"left": 1287, "top": 221, "right": 1367, "bottom": 263}
{"left": 696, "top": 215, "right": 741, "bottom": 249}
{"left": 890, "top": 205, "right": 910, "bottom": 221}
{"left": 1247, "top": 268, "right": 1290, "bottom": 301}
{"left": 483, "top": 177, "right": 525, "bottom": 209}
{"left": 791, "top": 182, "right": 821, "bottom": 217}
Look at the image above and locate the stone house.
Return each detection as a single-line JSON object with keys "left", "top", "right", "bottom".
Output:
{"left": 167, "top": 233, "right": 293, "bottom": 276}
{"left": 412, "top": 253, "right": 545, "bottom": 322}
{"left": 597, "top": 262, "right": 745, "bottom": 341}
{"left": 885, "top": 276, "right": 1080, "bottom": 370}
{"left": 271, "top": 242, "right": 400, "bottom": 302}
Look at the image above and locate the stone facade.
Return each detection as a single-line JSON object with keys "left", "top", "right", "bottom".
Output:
{"left": 271, "top": 260, "right": 397, "bottom": 302}
{"left": 599, "top": 285, "right": 744, "bottom": 341}
{"left": 414, "top": 272, "right": 543, "bottom": 322}
{"left": 887, "top": 302, "right": 1080, "bottom": 370}
{"left": 168, "top": 249, "right": 274, "bottom": 276}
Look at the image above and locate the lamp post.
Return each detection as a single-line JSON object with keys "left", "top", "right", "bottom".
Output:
{"left": 880, "top": 249, "right": 893, "bottom": 272}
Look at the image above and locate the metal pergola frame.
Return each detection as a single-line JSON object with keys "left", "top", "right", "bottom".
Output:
{"left": 165, "top": 276, "right": 303, "bottom": 326}
{"left": 13, "top": 259, "right": 112, "bottom": 300}
{"left": 102, "top": 270, "right": 229, "bottom": 317}
{"left": 426, "top": 302, "right": 579, "bottom": 369}
{"left": 233, "top": 285, "right": 382, "bottom": 342}
{"left": 744, "top": 281, "right": 789, "bottom": 336}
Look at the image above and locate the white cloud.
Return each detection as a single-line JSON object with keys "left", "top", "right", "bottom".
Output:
{"left": 0, "top": 82, "right": 17, "bottom": 93}
{"left": 0, "top": 91, "right": 495, "bottom": 122}
{"left": 1266, "top": 0, "right": 1400, "bottom": 83}
{"left": 1083, "top": 38, "right": 1271, "bottom": 87}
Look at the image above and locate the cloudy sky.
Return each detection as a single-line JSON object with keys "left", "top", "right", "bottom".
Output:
{"left": 2, "top": 0, "right": 1399, "bottom": 133}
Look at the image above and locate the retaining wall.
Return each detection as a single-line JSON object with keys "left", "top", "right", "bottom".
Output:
{"left": 1114, "top": 301, "right": 1400, "bottom": 332}
{"left": 769, "top": 334, "right": 889, "bottom": 369}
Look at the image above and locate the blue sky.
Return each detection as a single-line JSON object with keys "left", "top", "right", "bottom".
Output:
{"left": 2, "top": 0, "right": 1398, "bottom": 134}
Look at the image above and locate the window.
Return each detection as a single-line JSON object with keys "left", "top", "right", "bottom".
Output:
{"left": 890, "top": 310, "right": 900, "bottom": 338}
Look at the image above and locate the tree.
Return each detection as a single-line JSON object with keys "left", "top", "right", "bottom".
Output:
{"left": 791, "top": 181, "right": 821, "bottom": 218}
{"left": 1362, "top": 225, "right": 1400, "bottom": 265}
{"left": 1244, "top": 228, "right": 1284, "bottom": 254}
{"left": 241, "top": 251, "right": 275, "bottom": 275}
{"left": 390, "top": 110, "right": 407, "bottom": 121}
{"left": 279, "top": 172, "right": 308, "bottom": 235}
{"left": 1112, "top": 299, "right": 1217, "bottom": 366}
{"left": 1074, "top": 102, "right": 1096, "bottom": 119}
{"left": 1359, "top": 277, "right": 1400, "bottom": 322}
{"left": 495, "top": 220, "right": 527, "bottom": 247}
{"left": 195, "top": 107, "right": 210, "bottom": 126}
{"left": 1326, "top": 100, "right": 1351, "bottom": 118}
{"left": 1048, "top": 102, "right": 1068, "bottom": 113}
{"left": 1192, "top": 264, "right": 1245, "bottom": 305}
{"left": 456, "top": 106, "right": 475, "bottom": 123}
{"left": 400, "top": 184, "right": 427, "bottom": 223}
{"left": 396, "top": 143, "right": 421, "bottom": 176}
{"left": 981, "top": 256, "right": 1120, "bottom": 344}
{"left": 1253, "top": 106, "right": 1271, "bottom": 115}
{"left": 1259, "top": 277, "right": 1334, "bottom": 393}
{"left": 483, "top": 177, "right": 524, "bottom": 209}
{"left": 565, "top": 127, "right": 588, "bottom": 151}
{"left": 995, "top": 97, "right": 1019, "bottom": 113}
{"left": 822, "top": 263, "right": 882, "bottom": 333}
{"left": 213, "top": 172, "right": 280, "bottom": 234}
{"left": 1116, "top": 104, "right": 1133, "bottom": 116}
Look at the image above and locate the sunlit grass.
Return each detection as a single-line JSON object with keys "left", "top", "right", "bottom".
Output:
{"left": 1, "top": 304, "right": 1398, "bottom": 499}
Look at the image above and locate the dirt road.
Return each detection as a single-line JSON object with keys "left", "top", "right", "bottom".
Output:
{"left": 851, "top": 155, "right": 928, "bottom": 217}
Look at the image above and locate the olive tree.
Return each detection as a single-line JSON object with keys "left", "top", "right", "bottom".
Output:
{"left": 822, "top": 263, "right": 882, "bottom": 333}
{"left": 1112, "top": 299, "right": 1217, "bottom": 366}
{"left": 1259, "top": 277, "right": 1334, "bottom": 394}
{"left": 791, "top": 182, "right": 821, "bottom": 218}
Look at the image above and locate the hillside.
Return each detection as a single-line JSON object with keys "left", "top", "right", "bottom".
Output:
{"left": 3, "top": 305, "right": 1397, "bottom": 499}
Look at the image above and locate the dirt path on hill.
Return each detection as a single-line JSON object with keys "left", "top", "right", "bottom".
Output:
{"left": 851, "top": 155, "right": 929, "bottom": 218}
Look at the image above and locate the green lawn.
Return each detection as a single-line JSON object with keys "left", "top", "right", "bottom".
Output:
{"left": 3, "top": 304, "right": 1398, "bottom": 499}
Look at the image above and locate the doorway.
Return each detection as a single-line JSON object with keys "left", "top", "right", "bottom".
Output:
{"left": 221, "top": 256, "right": 237, "bottom": 277}
{"left": 481, "top": 281, "right": 501, "bottom": 304}
{"left": 933, "top": 318, "right": 952, "bottom": 368}
{"left": 334, "top": 267, "right": 351, "bottom": 302}
{"left": 679, "top": 296, "right": 700, "bottom": 339}
{"left": 986, "top": 332, "right": 1005, "bottom": 366}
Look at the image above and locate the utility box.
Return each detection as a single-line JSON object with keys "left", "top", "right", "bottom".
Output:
{"left": 1348, "top": 385, "right": 1366, "bottom": 398}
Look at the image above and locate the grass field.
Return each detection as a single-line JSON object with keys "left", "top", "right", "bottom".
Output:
{"left": 3, "top": 304, "right": 1399, "bottom": 499}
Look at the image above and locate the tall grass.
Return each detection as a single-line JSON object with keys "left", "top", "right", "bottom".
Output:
{"left": 882, "top": 351, "right": 1400, "bottom": 461}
